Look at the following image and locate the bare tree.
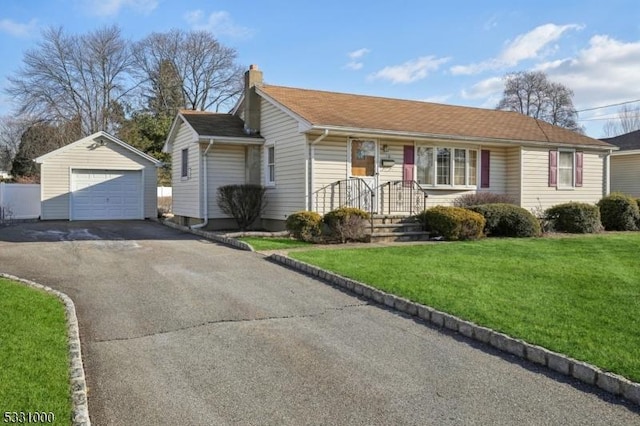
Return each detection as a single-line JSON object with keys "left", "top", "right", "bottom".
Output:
{"left": 497, "top": 71, "right": 582, "bottom": 132}
{"left": 6, "top": 26, "right": 134, "bottom": 136}
{"left": 0, "top": 116, "right": 27, "bottom": 171}
{"left": 133, "top": 29, "right": 243, "bottom": 113}
{"left": 602, "top": 104, "right": 640, "bottom": 137}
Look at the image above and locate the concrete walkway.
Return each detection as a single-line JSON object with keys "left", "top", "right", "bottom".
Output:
{"left": 0, "top": 221, "right": 638, "bottom": 425}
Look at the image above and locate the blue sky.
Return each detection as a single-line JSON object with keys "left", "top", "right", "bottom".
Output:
{"left": 1, "top": 0, "right": 640, "bottom": 137}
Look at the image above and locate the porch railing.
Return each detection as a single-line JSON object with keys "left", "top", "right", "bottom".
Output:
{"left": 312, "top": 178, "right": 376, "bottom": 217}
{"left": 379, "top": 180, "right": 429, "bottom": 216}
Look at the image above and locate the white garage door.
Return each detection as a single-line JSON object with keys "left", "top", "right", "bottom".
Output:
{"left": 71, "top": 169, "right": 143, "bottom": 220}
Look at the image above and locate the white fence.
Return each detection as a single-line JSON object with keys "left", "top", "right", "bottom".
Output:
{"left": 157, "top": 186, "right": 172, "bottom": 197}
{"left": 0, "top": 183, "right": 41, "bottom": 220}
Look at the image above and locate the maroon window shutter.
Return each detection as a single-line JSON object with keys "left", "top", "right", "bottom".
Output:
{"left": 480, "top": 150, "right": 490, "bottom": 188}
{"left": 575, "top": 151, "right": 583, "bottom": 187}
{"left": 403, "top": 145, "right": 414, "bottom": 182}
{"left": 549, "top": 150, "right": 558, "bottom": 187}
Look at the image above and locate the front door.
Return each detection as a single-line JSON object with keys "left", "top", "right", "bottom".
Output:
{"left": 348, "top": 139, "right": 378, "bottom": 212}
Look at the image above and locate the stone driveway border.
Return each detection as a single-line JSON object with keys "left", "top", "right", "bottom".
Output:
{"left": 1, "top": 273, "right": 91, "bottom": 426}
{"left": 267, "top": 253, "right": 640, "bottom": 407}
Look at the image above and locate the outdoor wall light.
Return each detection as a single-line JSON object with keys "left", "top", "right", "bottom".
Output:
{"left": 382, "top": 144, "right": 389, "bottom": 153}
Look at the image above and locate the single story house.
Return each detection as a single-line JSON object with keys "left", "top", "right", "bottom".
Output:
{"left": 602, "top": 130, "right": 640, "bottom": 197}
{"left": 35, "top": 131, "right": 161, "bottom": 220}
{"left": 164, "top": 65, "right": 616, "bottom": 231}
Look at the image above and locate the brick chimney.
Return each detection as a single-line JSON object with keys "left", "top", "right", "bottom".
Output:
{"left": 243, "top": 64, "right": 263, "bottom": 134}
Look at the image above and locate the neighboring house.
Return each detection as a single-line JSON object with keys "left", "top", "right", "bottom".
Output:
{"left": 35, "top": 131, "right": 161, "bottom": 220}
{"left": 602, "top": 130, "right": 640, "bottom": 197}
{"left": 165, "top": 65, "right": 616, "bottom": 231}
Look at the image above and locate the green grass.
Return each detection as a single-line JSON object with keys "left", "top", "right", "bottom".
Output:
{"left": 238, "top": 237, "right": 313, "bottom": 251}
{"left": 0, "top": 278, "right": 71, "bottom": 425}
{"left": 290, "top": 234, "right": 640, "bottom": 382}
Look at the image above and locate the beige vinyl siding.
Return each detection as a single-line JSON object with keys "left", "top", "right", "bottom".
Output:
{"left": 611, "top": 154, "right": 640, "bottom": 197}
{"left": 206, "top": 144, "right": 246, "bottom": 218}
{"left": 260, "top": 99, "right": 306, "bottom": 219}
{"left": 505, "top": 147, "right": 522, "bottom": 204}
{"left": 313, "top": 135, "right": 348, "bottom": 191}
{"left": 520, "top": 147, "right": 605, "bottom": 211}
{"left": 477, "top": 147, "right": 507, "bottom": 194}
{"left": 171, "top": 121, "right": 201, "bottom": 218}
{"left": 377, "top": 140, "right": 405, "bottom": 182}
{"left": 40, "top": 139, "right": 156, "bottom": 220}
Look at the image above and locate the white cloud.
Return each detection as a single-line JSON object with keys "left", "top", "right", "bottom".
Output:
{"left": 0, "top": 18, "right": 37, "bottom": 38}
{"left": 85, "top": 0, "right": 158, "bottom": 17}
{"left": 460, "top": 76, "right": 504, "bottom": 100}
{"left": 184, "top": 10, "right": 253, "bottom": 39}
{"left": 535, "top": 35, "right": 640, "bottom": 111}
{"left": 344, "top": 48, "right": 371, "bottom": 70}
{"left": 451, "top": 23, "right": 583, "bottom": 75}
{"left": 368, "top": 56, "right": 450, "bottom": 84}
{"left": 420, "top": 94, "right": 452, "bottom": 104}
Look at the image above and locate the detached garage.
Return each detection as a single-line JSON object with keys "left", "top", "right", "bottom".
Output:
{"left": 35, "top": 131, "right": 161, "bottom": 220}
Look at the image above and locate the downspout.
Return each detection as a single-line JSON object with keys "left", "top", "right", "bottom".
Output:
{"left": 191, "top": 139, "right": 215, "bottom": 229}
{"left": 308, "top": 129, "right": 330, "bottom": 210}
{"left": 604, "top": 149, "right": 612, "bottom": 196}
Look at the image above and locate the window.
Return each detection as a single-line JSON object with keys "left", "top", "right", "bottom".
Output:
{"left": 181, "top": 148, "right": 188, "bottom": 178}
{"left": 549, "top": 150, "right": 583, "bottom": 188}
{"left": 416, "top": 146, "right": 478, "bottom": 187}
{"left": 266, "top": 145, "right": 275, "bottom": 185}
{"left": 558, "top": 151, "right": 574, "bottom": 187}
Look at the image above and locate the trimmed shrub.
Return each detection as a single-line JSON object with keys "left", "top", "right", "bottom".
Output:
{"left": 286, "top": 211, "right": 322, "bottom": 241}
{"left": 418, "top": 206, "right": 485, "bottom": 241}
{"left": 453, "top": 192, "right": 516, "bottom": 208}
{"left": 545, "top": 202, "right": 602, "bottom": 234}
{"left": 470, "top": 203, "right": 541, "bottom": 237}
{"left": 323, "top": 207, "right": 370, "bottom": 243}
{"left": 597, "top": 193, "right": 640, "bottom": 231}
{"left": 216, "top": 184, "right": 267, "bottom": 230}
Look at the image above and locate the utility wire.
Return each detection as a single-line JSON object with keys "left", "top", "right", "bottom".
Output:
{"left": 577, "top": 99, "right": 640, "bottom": 113}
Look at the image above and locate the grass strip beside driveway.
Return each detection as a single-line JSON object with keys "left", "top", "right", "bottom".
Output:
{"left": 290, "top": 234, "right": 640, "bottom": 383}
{"left": 0, "top": 277, "right": 71, "bottom": 425}
{"left": 238, "top": 237, "right": 312, "bottom": 251}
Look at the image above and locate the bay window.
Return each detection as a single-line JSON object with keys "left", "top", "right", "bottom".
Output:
{"left": 416, "top": 146, "right": 478, "bottom": 187}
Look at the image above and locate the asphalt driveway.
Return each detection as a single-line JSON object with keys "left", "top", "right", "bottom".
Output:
{"left": 0, "top": 221, "right": 638, "bottom": 425}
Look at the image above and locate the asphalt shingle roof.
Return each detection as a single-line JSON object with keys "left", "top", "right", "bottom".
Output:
{"left": 259, "top": 85, "right": 613, "bottom": 148}
{"left": 601, "top": 129, "right": 640, "bottom": 151}
{"left": 180, "top": 111, "right": 260, "bottom": 139}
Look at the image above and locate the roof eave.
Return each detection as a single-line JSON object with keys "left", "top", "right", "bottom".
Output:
{"left": 196, "top": 135, "right": 265, "bottom": 145}
{"left": 306, "top": 125, "right": 615, "bottom": 150}
{"left": 610, "top": 148, "right": 640, "bottom": 156}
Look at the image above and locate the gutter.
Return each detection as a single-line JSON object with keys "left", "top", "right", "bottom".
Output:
{"left": 191, "top": 139, "right": 215, "bottom": 229}
{"left": 307, "top": 125, "right": 614, "bottom": 151}
{"left": 307, "top": 129, "right": 330, "bottom": 211}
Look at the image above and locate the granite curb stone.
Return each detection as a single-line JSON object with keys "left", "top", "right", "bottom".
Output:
{"left": 266, "top": 254, "right": 640, "bottom": 407}
{"left": 0, "top": 273, "right": 91, "bottom": 426}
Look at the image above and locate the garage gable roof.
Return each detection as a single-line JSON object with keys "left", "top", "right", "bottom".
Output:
{"left": 35, "top": 131, "right": 162, "bottom": 165}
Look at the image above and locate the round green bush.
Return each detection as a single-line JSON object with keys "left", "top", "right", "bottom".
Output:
{"left": 544, "top": 202, "right": 602, "bottom": 233}
{"left": 286, "top": 211, "right": 322, "bottom": 241}
{"left": 470, "top": 203, "right": 541, "bottom": 237}
{"left": 322, "top": 207, "right": 370, "bottom": 243}
{"left": 418, "top": 206, "right": 485, "bottom": 241}
{"left": 453, "top": 192, "right": 516, "bottom": 208}
{"left": 597, "top": 193, "right": 640, "bottom": 231}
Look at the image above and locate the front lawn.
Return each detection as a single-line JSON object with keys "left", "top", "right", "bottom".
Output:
{"left": 290, "top": 234, "right": 640, "bottom": 382}
{"left": 0, "top": 278, "right": 71, "bottom": 425}
{"left": 238, "top": 237, "right": 312, "bottom": 251}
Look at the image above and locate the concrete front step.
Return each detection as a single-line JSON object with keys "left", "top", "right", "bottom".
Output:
{"left": 369, "top": 231, "right": 431, "bottom": 243}
{"left": 371, "top": 214, "right": 418, "bottom": 225}
{"left": 372, "top": 223, "right": 423, "bottom": 233}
